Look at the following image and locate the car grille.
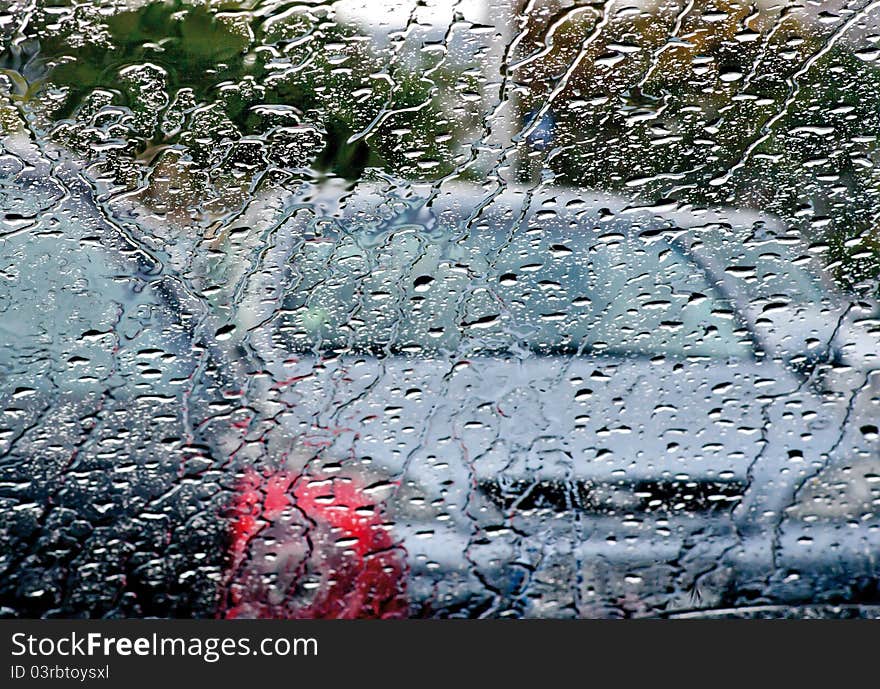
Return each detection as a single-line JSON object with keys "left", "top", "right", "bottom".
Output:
{"left": 478, "top": 478, "right": 746, "bottom": 515}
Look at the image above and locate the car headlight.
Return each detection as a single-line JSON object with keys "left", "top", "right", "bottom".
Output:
{"left": 787, "top": 455, "right": 880, "bottom": 521}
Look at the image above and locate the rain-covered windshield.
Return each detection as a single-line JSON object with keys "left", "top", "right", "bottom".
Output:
{"left": 280, "top": 211, "right": 752, "bottom": 358}
{"left": 1, "top": 0, "right": 879, "bottom": 620}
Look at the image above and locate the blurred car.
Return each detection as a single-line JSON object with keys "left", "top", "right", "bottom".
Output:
{"left": 213, "top": 176, "right": 880, "bottom": 617}
{"left": 1, "top": 134, "right": 879, "bottom": 618}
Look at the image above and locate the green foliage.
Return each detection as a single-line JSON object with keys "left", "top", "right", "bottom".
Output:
{"left": 3, "top": 0, "right": 457, "bottom": 183}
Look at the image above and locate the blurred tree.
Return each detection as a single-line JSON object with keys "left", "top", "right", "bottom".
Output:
{"left": 506, "top": 0, "right": 880, "bottom": 291}
{"left": 0, "top": 0, "right": 480, "bottom": 211}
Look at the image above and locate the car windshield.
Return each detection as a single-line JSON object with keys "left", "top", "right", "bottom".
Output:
{"left": 281, "top": 223, "right": 751, "bottom": 358}
{"left": 3, "top": 0, "right": 880, "bottom": 622}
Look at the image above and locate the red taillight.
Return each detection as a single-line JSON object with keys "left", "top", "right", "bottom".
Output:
{"left": 220, "top": 468, "right": 408, "bottom": 619}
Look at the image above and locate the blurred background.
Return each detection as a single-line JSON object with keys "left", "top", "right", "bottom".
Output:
{"left": 2, "top": 0, "right": 880, "bottom": 292}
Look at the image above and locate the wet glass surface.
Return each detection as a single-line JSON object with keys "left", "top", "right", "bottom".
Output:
{"left": 1, "top": 0, "right": 879, "bottom": 618}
